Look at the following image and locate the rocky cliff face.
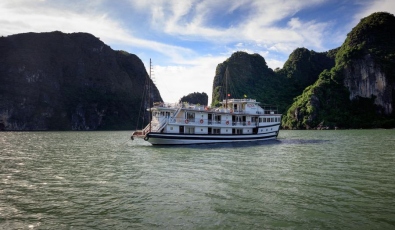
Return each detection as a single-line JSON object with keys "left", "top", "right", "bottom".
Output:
{"left": 0, "top": 31, "right": 161, "bottom": 130}
{"left": 343, "top": 54, "right": 393, "bottom": 114}
{"left": 338, "top": 12, "right": 395, "bottom": 116}
{"left": 282, "top": 12, "right": 395, "bottom": 129}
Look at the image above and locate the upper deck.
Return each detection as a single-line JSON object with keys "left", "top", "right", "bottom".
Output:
{"left": 151, "top": 99, "right": 279, "bottom": 115}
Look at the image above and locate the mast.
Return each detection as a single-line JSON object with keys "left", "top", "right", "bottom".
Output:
{"left": 225, "top": 67, "right": 229, "bottom": 109}
{"left": 149, "top": 58, "right": 152, "bottom": 133}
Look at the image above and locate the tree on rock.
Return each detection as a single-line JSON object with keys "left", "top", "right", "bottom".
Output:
{"left": 179, "top": 92, "right": 208, "bottom": 105}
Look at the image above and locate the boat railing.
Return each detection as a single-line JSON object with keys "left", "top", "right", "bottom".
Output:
{"left": 156, "top": 119, "right": 168, "bottom": 132}
{"left": 173, "top": 107, "right": 182, "bottom": 118}
{"left": 222, "top": 99, "right": 257, "bottom": 103}
{"left": 181, "top": 103, "right": 208, "bottom": 111}
{"left": 141, "top": 123, "right": 151, "bottom": 135}
{"left": 140, "top": 118, "right": 166, "bottom": 134}
{"left": 153, "top": 102, "right": 179, "bottom": 108}
{"left": 262, "top": 105, "right": 279, "bottom": 114}
{"left": 167, "top": 118, "right": 258, "bottom": 127}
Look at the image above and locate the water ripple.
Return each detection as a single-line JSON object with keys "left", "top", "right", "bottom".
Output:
{"left": 1, "top": 130, "right": 395, "bottom": 229}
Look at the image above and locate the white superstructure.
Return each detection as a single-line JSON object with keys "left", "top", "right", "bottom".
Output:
{"left": 132, "top": 99, "right": 281, "bottom": 145}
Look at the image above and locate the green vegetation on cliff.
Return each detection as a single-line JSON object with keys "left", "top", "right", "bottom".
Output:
{"left": 212, "top": 52, "right": 278, "bottom": 107}
{"left": 212, "top": 49, "right": 336, "bottom": 113}
{"left": 283, "top": 12, "right": 395, "bottom": 129}
{"left": 278, "top": 47, "right": 337, "bottom": 92}
{"left": 282, "top": 69, "right": 350, "bottom": 129}
{"left": 180, "top": 92, "right": 208, "bottom": 105}
{"left": 336, "top": 12, "right": 395, "bottom": 73}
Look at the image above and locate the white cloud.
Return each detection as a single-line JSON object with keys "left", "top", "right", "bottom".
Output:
{"left": 266, "top": 59, "right": 285, "bottom": 70}
{"left": 130, "top": 0, "right": 329, "bottom": 53}
{"left": 154, "top": 55, "right": 227, "bottom": 103}
{"left": 288, "top": 17, "right": 302, "bottom": 29}
{"left": 0, "top": 0, "right": 193, "bottom": 62}
{"left": 353, "top": 0, "right": 395, "bottom": 23}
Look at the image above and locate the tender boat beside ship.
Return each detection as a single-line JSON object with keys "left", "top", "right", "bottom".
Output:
{"left": 132, "top": 98, "right": 281, "bottom": 145}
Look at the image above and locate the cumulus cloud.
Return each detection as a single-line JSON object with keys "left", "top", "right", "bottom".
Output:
{"left": 0, "top": 0, "right": 193, "bottom": 62}
{"left": 353, "top": 0, "right": 395, "bottom": 22}
{"left": 154, "top": 55, "right": 228, "bottom": 103}
{"left": 131, "top": 0, "right": 326, "bottom": 43}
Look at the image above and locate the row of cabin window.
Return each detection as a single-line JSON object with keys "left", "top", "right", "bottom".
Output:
{"left": 154, "top": 111, "right": 172, "bottom": 117}
{"left": 259, "top": 117, "right": 280, "bottom": 123}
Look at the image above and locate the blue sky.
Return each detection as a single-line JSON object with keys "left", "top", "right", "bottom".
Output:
{"left": 1, "top": 0, "right": 394, "bottom": 103}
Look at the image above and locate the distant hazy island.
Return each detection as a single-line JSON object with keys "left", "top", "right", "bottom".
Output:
{"left": 0, "top": 12, "right": 394, "bottom": 131}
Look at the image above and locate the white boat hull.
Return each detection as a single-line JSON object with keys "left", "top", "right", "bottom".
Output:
{"left": 145, "top": 130, "right": 279, "bottom": 145}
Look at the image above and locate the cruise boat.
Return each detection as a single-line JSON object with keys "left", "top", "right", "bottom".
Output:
{"left": 131, "top": 99, "right": 281, "bottom": 145}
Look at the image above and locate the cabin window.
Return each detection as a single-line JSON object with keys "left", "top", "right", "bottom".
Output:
{"left": 208, "top": 114, "right": 212, "bottom": 125}
{"left": 213, "top": 128, "right": 220, "bottom": 134}
{"left": 186, "top": 127, "right": 195, "bottom": 134}
{"left": 233, "top": 115, "right": 243, "bottom": 123}
{"left": 214, "top": 114, "right": 221, "bottom": 124}
{"left": 170, "top": 127, "right": 173, "bottom": 130}
{"left": 233, "top": 129, "right": 242, "bottom": 134}
{"left": 185, "top": 112, "right": 195, "bottom": 122}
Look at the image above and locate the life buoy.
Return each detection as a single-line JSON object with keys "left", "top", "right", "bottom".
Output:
{"left": 226, "top": 120, "right": 229, "bottom": 125}
{"left": 248, "top": 121, "right": 251, "bottom": 125}
{"left": 185, "top": 119, "right": 189, "bottom": 124}
{"left": 200, "top": 119, "right": 204, "bottom": 124}
{"left": 144, "top": 135, "right": 149, "bottom": 141}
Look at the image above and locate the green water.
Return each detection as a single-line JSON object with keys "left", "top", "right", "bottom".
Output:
{"left": 1, "top": 130, "right": 395, "bottom": 229}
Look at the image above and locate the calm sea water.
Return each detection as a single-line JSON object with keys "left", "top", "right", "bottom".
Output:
{"left": 1, "top": 130, "right": 395, "bottom": 229}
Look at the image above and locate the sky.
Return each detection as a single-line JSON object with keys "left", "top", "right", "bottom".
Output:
{"left": 1, "top": 0, "right": 394, "bottom": 103}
